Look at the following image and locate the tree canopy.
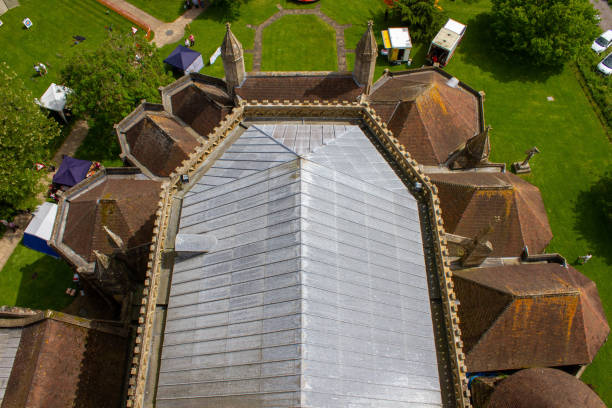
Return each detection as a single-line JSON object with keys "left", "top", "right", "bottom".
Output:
{"left": 61, "top": 34, "right": 172, "bottom": 129}
{"left": 0, "top": 63, "right": 60, "bottom": 210}
{"left": 391, "top": 0, "right": 444, "bottom": 42}
{"left": 491, "top": 0, "right": 599, "bottom": 66}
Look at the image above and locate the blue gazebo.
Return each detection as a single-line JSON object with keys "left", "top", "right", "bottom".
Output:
{"left": 163, "top": 45, "right": 204, "bottom": 74}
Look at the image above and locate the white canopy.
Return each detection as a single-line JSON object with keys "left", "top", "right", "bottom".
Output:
{"left": 35, "top": 83, "right": 72, "bottom": 122}
{"left": 25, "top": 202, "right": 57, "bottom": 241}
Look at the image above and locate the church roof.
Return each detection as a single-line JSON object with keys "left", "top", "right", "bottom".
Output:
{"left": 169, "top": 82, "right": 234, "bottom": 137}
{"left": 454, "top": 263, "right": 609, "bottom": 372}
{"left": 429, "top": 171, "right": 552, "bottom": 257}
{"left": 123, "top": 113, "right": 201, "bottom": 177}
{"left": 155, "top": 123, "right": 443, "bottom": 407}
{"left": 236, "top": 74, "right": 363, "bottom": 102}
{"left": 0, "top": 317, "right": 127, "bottom": 408}
{"left": 50, "top": 169, "right": 161, "bottom": 272}
{"left": 369, "top": 69, "right": 482, "bottom": 165}
{"left": 487, "top": 368, "right": 606, "bottom": 408}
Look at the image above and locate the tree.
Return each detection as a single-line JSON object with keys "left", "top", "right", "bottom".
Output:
{"left": 391, "top": 0, "right": 444, "bottom": 42}
{"left": 0, "top": 63, "right": 61, "bottom": 210}
{"left": 491, "top": 0, "right": 598, "bottom": 66}
{"left": 209, "top": 0, "right": 241, "bottom": 21}
{"left": 61, "top": 34, "right": 172, "bottom": 130}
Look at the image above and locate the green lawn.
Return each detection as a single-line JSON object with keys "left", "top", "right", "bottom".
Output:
{"left": 437, "top": 0, "right": 612, "bottom": 403}
{"left": 0, "top": 243, "right": 73, "bottom": 311}
{"left": 261, "top": 14, "right": 337, "bottom": 71}
{"left": 123, "top": 0, "right": 185, "bottom": 23}
{"left": 158, "top": 0, "right": 386, "bottom": 77}
{"left": 0, "top": 0, "right": 132, "bottom": 97}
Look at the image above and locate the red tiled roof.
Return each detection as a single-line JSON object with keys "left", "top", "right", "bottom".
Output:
{"left": 429, "top": 172, "right": 552, "bottom": 257}
{"left": 125, "top": 114, "right": 200, "bottom": 177}
{"left": 1, "top": 319, "right": 127, "bottom": 408}
{"left": 171, "top": 84, "right": 233, "bottom": 137}
{"left": 236, "top": 75, "right": 363, "bottom": 102}
{"left": 454, "top": 263, "right": 610, "bottom": 372}
{"left": 62, "top": 178, "right": 161, "bottom": 263}
{"left": 370, "top": 70, "right": 481, "bottom": 165}
{"left": 487, "top": 368, "right": 606, "bottom": 408}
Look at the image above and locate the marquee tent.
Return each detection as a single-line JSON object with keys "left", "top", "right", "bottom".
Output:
{"left": 23, "top": 202, "right": 59, "bottom": 257}
{"left": 52, "top": 156, "right": 92, "bottom": 187}
{"left": 35, "top": 83, "right": 72, "bottom": 123}
{"left": 163, "top": 45, "right": 204, "bottom": 74}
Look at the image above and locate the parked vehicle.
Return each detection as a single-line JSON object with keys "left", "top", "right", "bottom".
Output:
{"left": 381, "top": 27, "right": 412, "bottom": 65}
{"left": 591, "top": 30, "right": 612, "bottom": 54}
{"left": 597, "top": 52, "right": 612, "bottom": 75}
{"left": 426, "top": 19, "right": 466, "bottom": 67}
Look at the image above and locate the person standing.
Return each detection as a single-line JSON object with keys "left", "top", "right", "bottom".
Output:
{"left": 189, "top": 34, "right": 195, "bottom": 46}
{"left": 184, "top": 38, "right": 190, "bottom": 48}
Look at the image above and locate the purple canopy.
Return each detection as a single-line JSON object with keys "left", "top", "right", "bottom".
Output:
{"left": 52, "top": 156, "right": 92, "bottom": 187}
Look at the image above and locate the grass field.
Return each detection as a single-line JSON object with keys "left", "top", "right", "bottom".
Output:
{"left": 157, "top": 0, "right": 387, "bottom": 77}
{"left": 0, "top": 243, "right": 73, "bottom": 311}
{"left": 123, "top": 0, "right": 185, "bottom": 22}
{"left": 437, "top": 0, "right": 612, "bottom": 403}
{"left": 261, "top": 14, "right": 337, "bottom": 71}
{"left": 0, "top": 0, "right": 132, "bottom": 97}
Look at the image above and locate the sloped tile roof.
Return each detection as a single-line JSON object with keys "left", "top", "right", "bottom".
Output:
{"left": 170, "top": 84, "right": 233, "bottom": 137}
{"left": 370, "top": 70, "right": 481, "bottom": 165}
{"left": 61, "top": 176, "right": 161, "bottom": 263}
{"left": 487, "top": 368, "right": 606, "bottom": 408}
{"left": 125, "top": 114, "right": 200, "bottom": 177}
{"left": 454, "top": 263, "right": 609, "bottom": 372}
{"left": 236, "top": 75, "right": 363, "bottom": 102}
{"left": 1, "top": 319, "right": 127, "bottom": 408}
{"left": 429, "top": 171, "right": 552, "bottom": 257}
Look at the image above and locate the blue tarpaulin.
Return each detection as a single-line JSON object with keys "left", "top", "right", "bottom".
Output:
{"left": 52, "top": 156, "right": 91, "bottom": 187}
{"left": 163, "top": 45, "right": 204, "bottom": 73}
{"left": 23, "top": 202, "right": 59, "bottom": 258}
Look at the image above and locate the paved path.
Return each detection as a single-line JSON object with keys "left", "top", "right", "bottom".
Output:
{"left": 591, "top": 0, "right": 612, "bottom": 30}
{"left": 52, "top": 120, "right": 89, "bottom": 165}
{"left": 96, "top": 0, "right": 207, "bottom": 48}
{"left": 0, "top": 119, "right": 90, "bottom": 272}
{"left": 249, "top": 3, "right": 352, "bottom": 72}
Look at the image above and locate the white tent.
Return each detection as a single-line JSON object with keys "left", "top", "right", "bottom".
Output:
{"left": 23, "top": 202, "right": 59, "bottom": 257}
{"left": 35, "top": 83, "right": 72, "bottom": 123}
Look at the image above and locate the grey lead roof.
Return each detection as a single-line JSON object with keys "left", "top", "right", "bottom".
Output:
{"left": 0, "top": 327, "right": 22, "bottom": 404}
{"left": 157, "top": 124, "right": 441, "bottom": 407}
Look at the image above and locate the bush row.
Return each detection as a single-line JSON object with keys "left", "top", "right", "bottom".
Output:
{"left": 575, "top": 51, "right": 612, "bottom": 130}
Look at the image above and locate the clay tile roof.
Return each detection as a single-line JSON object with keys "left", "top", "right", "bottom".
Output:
{"left": 170, "top": 84, "right": 233, "bottom": 137}
{"left": 369, "top": 70, "right": 481, "bottom": 165}
{"left": 235, "top": 75, "right": 364, "bottom": 102}
{"left": 61, "top": 177, "right": 161, "bottom": 263}
{"left": 429, "top": 171, "right": 552, "bottom": 257}
{"left": 454, "top": 263, "right": 610, "bottom": 372}
{"left": 1, "top": 319, "right": 127, "bottom": 408}
{"left": 125, "top": 114, "right": 200, "bottom": 177}
{"left": 487, "top": 368, "right": 606, "bottom": 408}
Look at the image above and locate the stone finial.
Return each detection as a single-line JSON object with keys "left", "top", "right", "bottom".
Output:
{"left": 450, "top": 125, "right": 491, "bottom": 169}
{"left": 93, "top": 250, "right": 111, "bottom": 270}
{"left": 466, "top": 125, "right": 491, "bottom": 162}
{"left": 221, "top": 22, "right": 246, "bottom": 94}
{"left": 353, "top": 20, "right": 378, "bottom": 94}
{"left": 103, "top": 225, "right": 126, "bottom": 251}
